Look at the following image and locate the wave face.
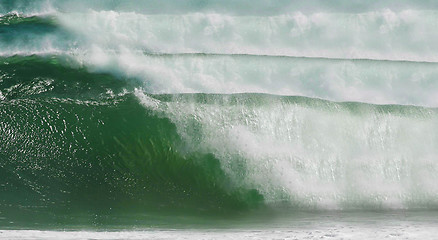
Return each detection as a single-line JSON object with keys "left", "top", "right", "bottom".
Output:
{"left": 1, "top": 0, "right": 438, "bottom": 227}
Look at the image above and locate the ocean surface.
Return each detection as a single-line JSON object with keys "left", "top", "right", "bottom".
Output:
{"left": 1, "top": 0, "right": 438, "bottom": 239}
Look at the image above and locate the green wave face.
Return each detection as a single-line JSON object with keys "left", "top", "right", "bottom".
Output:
{"left": 0, "top": 56, "right": 266, "bottom": 227}
{"left": 0, "top": 96, "right": 262, "bottom": 208}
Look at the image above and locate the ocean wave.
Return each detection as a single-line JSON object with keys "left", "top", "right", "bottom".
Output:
{"left": 2, "top": 56, "right": 438, "bottom": 212}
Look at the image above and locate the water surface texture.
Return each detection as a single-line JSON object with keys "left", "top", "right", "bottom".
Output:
{"left": 1, "top": 0, "right": 438, "bottom": 239}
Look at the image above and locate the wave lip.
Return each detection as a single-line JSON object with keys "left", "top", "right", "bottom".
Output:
{"left": 5, "top": 51, "right": 438, "bottom": 107}
{"left": 68, "top": 50, "right": 438, "bottom": 107}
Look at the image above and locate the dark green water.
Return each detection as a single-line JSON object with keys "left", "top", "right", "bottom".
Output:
{"left": 0, "top": 56, "right": 268, "bottom": 227}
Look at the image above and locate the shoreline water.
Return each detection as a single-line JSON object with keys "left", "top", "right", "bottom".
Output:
{"left": 1, "top": 210, "right": 438, "bottom": 239}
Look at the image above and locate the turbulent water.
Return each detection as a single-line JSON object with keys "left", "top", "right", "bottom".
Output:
{"left": 1, "top": 0, "right": 438, "bottom": 237}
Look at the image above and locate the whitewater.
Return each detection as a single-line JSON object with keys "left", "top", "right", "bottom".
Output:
{"left": 1, "top": 0, "right": 438, "bottom": 239}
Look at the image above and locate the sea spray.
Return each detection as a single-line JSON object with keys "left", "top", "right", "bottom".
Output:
{"left": 135, "top": 92, "right": 438, "bottom": 209}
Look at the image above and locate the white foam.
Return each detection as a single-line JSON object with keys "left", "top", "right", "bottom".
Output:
{"left": 137, "top": 95, "right": 438, "bottom": 209}
{"left": 2, "top": 221, "right": 438, "bottom": 240}
{"left": 70, "top": 51, "right": 438, "bottom": 107}
{"left": 57, "top": 10, "right": 438, "bottom": 62}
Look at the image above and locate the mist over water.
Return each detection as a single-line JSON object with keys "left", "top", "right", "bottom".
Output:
{"left": 1, "top": 0, "right": 438, "bottom": 235}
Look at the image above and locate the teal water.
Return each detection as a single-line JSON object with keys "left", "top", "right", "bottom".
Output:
{"left": 1, "top": 0, "right": 438, "bottom": 235}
